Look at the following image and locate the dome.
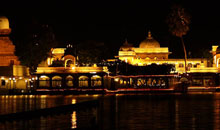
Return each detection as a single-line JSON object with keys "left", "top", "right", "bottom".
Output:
{"left": 0, "top": 16, "right": 9, "bottom": 30}
{"left": 139, "top": 31, "right": 160, "bottom": 48}
{"left": 120, "top": 39, "right": 133, "bottom": 51}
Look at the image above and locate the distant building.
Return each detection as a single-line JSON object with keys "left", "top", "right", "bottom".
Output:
{"left": 117, "top": 31, "right": 218, "bottom": 74}
{"left": 0, "top": 16, "right": 30, "bottom": 91}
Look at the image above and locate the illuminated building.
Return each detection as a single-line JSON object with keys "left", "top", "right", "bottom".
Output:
{"left": 35, "top": 46, "right": 108, "bottom": 90}
{"left": 112, "top": 31, "right": 220, "bottom": 87}
{"left": 117, "top": 31, "right": 219, "bottom": 74}
{"left": 0, "top": 16, "right": 31, "bottom": 91}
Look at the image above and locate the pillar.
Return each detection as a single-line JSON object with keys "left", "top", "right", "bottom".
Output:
{"left": 88, "top": 75, "right": 92, "bottom": 88}
{"left": 61, "top": 75, "right": 66, "bottom": 88}
{"left": 49, "top": 75, "right": 52, "bottom": 88}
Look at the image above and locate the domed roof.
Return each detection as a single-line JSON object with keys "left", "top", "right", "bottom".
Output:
{"left": 0, "top": 16, "right": 9, "bottom": 30}
{"left": 139, "top": 31, "right": 160, "bottom": 48}
{"left": 120, "top": 39, "right": 133, "bottom": 51}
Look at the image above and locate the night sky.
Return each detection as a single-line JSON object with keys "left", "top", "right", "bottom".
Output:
{"left": 1, "top": 0, "right": 220, "bottom": 58}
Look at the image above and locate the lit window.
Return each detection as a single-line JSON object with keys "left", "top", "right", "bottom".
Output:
{"left": 179, "top": 63, "right": 184, "bottom": 68}
{"left": 188, "top": 63, "right": 192, "bottom": 68}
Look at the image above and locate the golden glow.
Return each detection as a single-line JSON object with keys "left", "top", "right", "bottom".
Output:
{"left": 51, "top": 48, "right": 66, "bottom": 54}
{"left": 72, "top": 67, "right": 75, "bottom": 70}
{"left": 212, "top": 46, "right": 218, "bottom": 52}
{"left": 71, "top": 111, "right": 77, "bottom": 129}
{"left": 40, "top": 95, "right": 47, "bottom": 98}
{"left": 114, "top": 78, "right": 119, "bottom": 82}
{"left": 71, "top": 99, "right": 76, "bottom": 104}
{"left": 0, "top": 16, "right": 9, "bottom": 29}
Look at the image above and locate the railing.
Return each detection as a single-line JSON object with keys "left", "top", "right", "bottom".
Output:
{"left": 36, "top": 66, "right": 108, "bottom": 74}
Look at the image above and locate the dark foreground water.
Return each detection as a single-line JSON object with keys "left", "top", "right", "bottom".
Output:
{"left": 0, "top": 93, "right": 220, "bottom": 130}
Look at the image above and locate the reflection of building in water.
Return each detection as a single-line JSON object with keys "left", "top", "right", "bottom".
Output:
{"left": 71, "top": 111, "right": 77, "bottom": 129}
{"left": 0, "top": 16, "right": 30, "bottom": 91}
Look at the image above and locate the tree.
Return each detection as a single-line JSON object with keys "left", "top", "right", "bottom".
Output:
{"left": 15, "top": 20, "right": 57, "bottom": 74}
{"left": 76, "top": 40, "right": 109, "bottom": 65}
{"left": 166, "top": 4, "right": 191, "bottom": 73}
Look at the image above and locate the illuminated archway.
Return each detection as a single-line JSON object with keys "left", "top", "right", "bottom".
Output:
{"left": 52, "top": 76, "right": 62, "bottom": 87}
{"left": 91, "top": 75, "right": 102, "bottom": 87}
{"left": 79, "top": 76, "right": 88, "bottom": 87}
{"left": 16, "top": 79, "right": 27, "bottom": 89}
{"left": 39, "top": 75, "right": 50, "bottom": 87}
{"left": 217, "top": 58, "right": 220, "bottom": 68}
{"left": 63, "top": 55, "right": 76, "bottom": 67}
{"left": 66, "top": 75, "right": 74, "bottom": 87}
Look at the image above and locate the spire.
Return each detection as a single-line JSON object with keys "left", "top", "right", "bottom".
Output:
{"left": 124, "top": 38, "right": 128, "bottom": 45}
{"left": 147, "top": 30, "right": 153, "bottom": 39}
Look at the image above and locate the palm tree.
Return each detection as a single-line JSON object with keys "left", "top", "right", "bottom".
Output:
{"left": 166, "top": 4, "right": 191, "bottom": 73}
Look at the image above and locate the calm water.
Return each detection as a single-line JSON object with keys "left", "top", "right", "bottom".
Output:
{"left": 0, "top": 93, "right": 220, "bottom": 130}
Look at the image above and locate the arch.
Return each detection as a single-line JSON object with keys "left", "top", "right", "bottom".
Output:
{"left": 179, "top": 63, "right": 184, "bottom": 68}
{"left": 79, "top": 76, "right": 89, "bottom": 87}
{"left": 16, "top": 79, "right": 26, "bottom": 89}
{"left": 63, "top": 55, "right": 76, "bottom": 67}
{"left": 52, "top": 76, "right": 62, "bottom": 87}
{"left": 188, "top": 63, "right": 192, "bottom": 68}
{"left": 39, "top": 75, "right": 50, "bottom": 87}
{"left": 217, "top": 58, "right": 220, "bottom": 68}
{"left": 91, "top": 75, "right": 102, "bottom": 87}
{"left": 66, "top": 75, "right": 74, "bottom": 87}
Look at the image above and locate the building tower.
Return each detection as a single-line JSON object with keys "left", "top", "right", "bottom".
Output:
{"left": 0, "top": 16, "right": 20, "bottom": 66}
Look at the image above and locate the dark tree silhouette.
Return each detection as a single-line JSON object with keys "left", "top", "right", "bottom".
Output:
{"left": 77, "top": 40, "right": 109, "bottom": 65}
{"left": 16, "top": 20, "right": 57, "bottom": 74}
{"left": 166, "top": 4, "right": 191, "bottom": 73}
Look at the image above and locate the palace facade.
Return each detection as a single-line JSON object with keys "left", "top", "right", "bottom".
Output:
{"left": 117, "top": 31, "right": 220, "bottom": 74}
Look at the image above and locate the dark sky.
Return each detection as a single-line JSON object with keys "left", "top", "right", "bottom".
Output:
{"left": 1, "top": 0, "right": 220, "bottom": 58}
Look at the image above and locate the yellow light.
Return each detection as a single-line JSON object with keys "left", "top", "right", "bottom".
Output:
{"left": 114, "top": 78, "right": 119, "bottom": 82}
{"left": 72, "top": 67, "right": 75, "bottom": 70}
{"left": 40, "top": 75, "right": 47, "bottom": 78}
{"left": 71, "top": 111, "right": 77, "bottom": 129}
{"left": 72, "top": 99, "right": 76, "bottom": 104}
{"left": 1, "top": 77, "right": 4, "bottom": 80}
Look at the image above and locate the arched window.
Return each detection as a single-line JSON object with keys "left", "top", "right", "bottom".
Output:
{"left": 66, "top": 60, "right": 73, "bottom": 67}
{"left": 188, "top": 63, "right": 192, "bottom": 68}
{"left": 66, "top": 75, "right": 74, "bottom": 87}
{"left": 79, "top": 76, "right": 88, "bottom": 87}
{"left": 39, "top": 75, "right": 50, "bottom": 87}
{"left": 52, "top": 76, "right": 62, "bottom": 87}
{"left": 146, "top": 57, "right": 150, "bottom": 60}
{"left": 179, "top": 63, "right": 184, "bottom": 68}
{"left": 91, "top": 75, "right": 102, "bottom": 87}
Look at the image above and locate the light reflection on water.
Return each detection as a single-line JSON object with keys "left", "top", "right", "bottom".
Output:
{"left": 1, "top": 93, "right": 220, "bottom": 129}
{"left": 0, "top": 95, "right": 100, "bottom": 115}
